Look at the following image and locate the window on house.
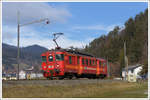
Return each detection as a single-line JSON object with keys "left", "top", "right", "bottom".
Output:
{"left": 131, "top": 69, "right": 134, "bottom": 73}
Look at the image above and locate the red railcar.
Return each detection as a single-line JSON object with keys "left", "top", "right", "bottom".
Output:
{"left": 41, "top": 49, "right": 107, "bottom": 79}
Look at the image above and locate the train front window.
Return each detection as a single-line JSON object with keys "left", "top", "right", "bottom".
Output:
{"left": 48, "top": 56, "right": 53, "bottom": 62}
{"left": 56, "top": 54, "right": 64, "bottom": 61}
{"left": 42, "top": 56, "right": 46, "bottom": 62}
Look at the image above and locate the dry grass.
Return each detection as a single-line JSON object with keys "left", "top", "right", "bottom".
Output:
{"left": 3, "top": 81, "right": 148, "bottom": 98}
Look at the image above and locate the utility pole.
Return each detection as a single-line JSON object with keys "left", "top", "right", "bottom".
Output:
{"left": 17, "top": 11, "right": 49, "bottom": 80}
{"left": 17, "top": 11, "right": 20, "bottom": 80}
{"left": 107, "top": 57, "right": 110, "bottom": 78}
{"left": 124, "top": 41, "right": 128, "bottom": 80}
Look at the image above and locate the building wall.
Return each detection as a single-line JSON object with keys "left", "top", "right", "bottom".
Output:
{"left": 19, "top": 70, "right": 26, "bottom": 79}
{"left": 122, "top": 66, "right": 143, "bottom": 78}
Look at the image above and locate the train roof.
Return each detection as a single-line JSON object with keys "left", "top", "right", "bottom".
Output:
{"left": 96, "top": 58, "right": 106, "bottom": 61}
{"left": 42, "top": 48, "right": 106, "bottom": 60}
{"left": 48, "top": 48, "right": 94, "bottom": 57}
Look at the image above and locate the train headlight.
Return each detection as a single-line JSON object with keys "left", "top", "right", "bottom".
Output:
{"left": 43, "top": 66, "right": 47, "bottom": 69}
{"left": 56, "top": 65, "right": 60, "bottom": 68}
{"left": 48, "top": 66, "right": 53, "bottom": 68}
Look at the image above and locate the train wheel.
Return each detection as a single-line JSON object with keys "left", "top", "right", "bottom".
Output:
{"left": 47, "top": 77, "right": 53, "bottom": 80}
{"left": 59, "top": 77, "right": 64, "bottom": 80}
{"left": 68, "top": 75, "right": 73, "bottom": 79}
{"left": 75, "top": 74, "right": 80, "bottom": 79}
{"left": 99, "top": 75, "right": 105, "bottom": 79}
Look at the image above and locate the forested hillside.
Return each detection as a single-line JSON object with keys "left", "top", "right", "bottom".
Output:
{"left": 84, "top": 9, "right": 148, "bottom": 76}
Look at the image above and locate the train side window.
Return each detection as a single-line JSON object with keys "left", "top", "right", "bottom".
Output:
{"left": 99, "top": 61, "right": 101, "bottom": 67}
{"left": 56, "top": 54, "right": 64, "bottom": 61}
{"left": 92, "top": 60, "right": 95, "bottom": 66}
{"left": 86, "top": 59, "right": 88, "bottom": 66}
{"left": 90, "top": 59, "right": 92, "bottom": 66}
{"left": 103, "top": 62, "right": 106, "bottom": 67}
{"left": 69, "top": 56, "right": 72, "bottom": 64}
{"left": 77, "top": 56, "right": 80, "bottom": 64}
{"left": 96, "top": 60, "right": 97, "bottom": 66}
{"left": 82, "top": 58, "right": 85, "bottom": 65}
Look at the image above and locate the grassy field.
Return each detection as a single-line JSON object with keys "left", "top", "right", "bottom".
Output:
{"left": 3, "top": 81, "right": 148, "bottom": 98}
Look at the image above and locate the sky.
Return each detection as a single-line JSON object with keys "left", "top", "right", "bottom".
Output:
{"left": 2, "top": 2, "right": 148, "bottom": 49}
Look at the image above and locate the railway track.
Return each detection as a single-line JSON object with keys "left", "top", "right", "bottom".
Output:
{"left": 3, "top": 79, "right": 125, "bottom": 86}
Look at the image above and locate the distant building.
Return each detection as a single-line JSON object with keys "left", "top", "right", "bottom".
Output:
{"left": 2, "top": 73, "right": 17, "bottom": 80}
{"left": 2, "top": 73, "right": 7, "bottom": 80}
{"left": 19, "top": 70, "right": 26, "bottom": 79}
{"left": 19, "top": 66, "right": 43, "bottom": 79}
{"left": 3, "top": 65, "right": 43, "bottom": 80}
{"left": 122, "top": 64, "right": 143, "bottom": 81}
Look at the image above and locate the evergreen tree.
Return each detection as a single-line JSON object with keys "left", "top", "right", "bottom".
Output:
{"left": 83, "top": 8, "right": 148, "bottom": 76}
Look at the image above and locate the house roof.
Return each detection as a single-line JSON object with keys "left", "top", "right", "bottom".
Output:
{"left": 122, "top": 64, "right": 143, "bottom": 71}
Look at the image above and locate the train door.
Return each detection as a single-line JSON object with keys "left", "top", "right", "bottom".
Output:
{"left": 77, "top": 56, "right": 80, "bottom": 73}
{"left": 99, "top": 60, "right": 103, "bottom": 74}
{"left": 78, "top": 56, "right": 82, "bottom": 75}
{"left": 96, "top": 60, "right": 100, "bottom": 75}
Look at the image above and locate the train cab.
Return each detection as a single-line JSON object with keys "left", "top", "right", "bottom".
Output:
{"left": 41, "top": 50, "right": 65, "bottom": 78}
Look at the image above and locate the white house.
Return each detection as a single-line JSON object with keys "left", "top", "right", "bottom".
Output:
{"left": 122, "top": 64, "right": 143, "bottom": 81}
{"left": 19, "top": 70, "right": 26, "bottom": 79}
{"left": 19, "top": 69, "right": 44, "bottom": 79}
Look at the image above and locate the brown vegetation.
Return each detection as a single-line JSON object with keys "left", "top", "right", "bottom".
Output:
{"left": 3, "top": 81, "right": 148, "bottom": 98}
